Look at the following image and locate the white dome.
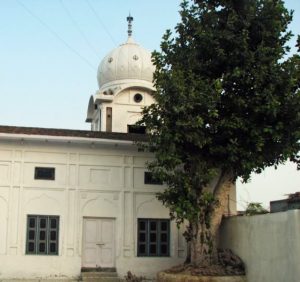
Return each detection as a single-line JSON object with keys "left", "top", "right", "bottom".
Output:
{"left": 97, "top": 37, "right": 155, "bottom": 89}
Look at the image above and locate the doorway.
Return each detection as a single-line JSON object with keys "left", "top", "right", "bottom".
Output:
{"left": 82, "top": 218, "right": 115, "bottom": 268}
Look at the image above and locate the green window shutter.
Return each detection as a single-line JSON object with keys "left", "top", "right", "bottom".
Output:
{"left": 48, "top": 216, "right": 59, "bottom": 255}
{"left": 137, "top": 219, "right": 170, "bottom": 257}
{"left": 26, "top": 216, "right": 37, "bottom": 254}
{"left": 26, "top": 215, "right": 59, "bottom": 255}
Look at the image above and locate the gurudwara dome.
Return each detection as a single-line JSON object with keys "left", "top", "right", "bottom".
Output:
{"left": 87, "top": 15, "right": 156, "bottom": 133}
{"left": 97, "top": 16, "right": 155, "bottom": 91}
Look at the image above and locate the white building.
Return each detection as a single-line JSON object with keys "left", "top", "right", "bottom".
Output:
{"left": 86, "top": 15, "right": 156, "bottom": 134}
{"left": 0, "top": 17, "right": 236, "bottom": 280}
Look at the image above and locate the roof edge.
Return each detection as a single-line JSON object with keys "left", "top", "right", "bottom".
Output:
{"left": 0, "top": 125, "right": 148, "bottom": 143}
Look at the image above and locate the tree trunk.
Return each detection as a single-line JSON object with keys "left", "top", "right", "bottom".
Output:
{"left": 211, "top": 173, "right": 234, "bottom": 242}
{"left": 190, "top": 221, "right": 216, "bottom": 266}
{"left": 189, "top": 171, "right": 234, "bottom": 266}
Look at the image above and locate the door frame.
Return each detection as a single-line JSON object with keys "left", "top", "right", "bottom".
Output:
{"left": 82, "top": 217, "right": 116, "bottom": 268}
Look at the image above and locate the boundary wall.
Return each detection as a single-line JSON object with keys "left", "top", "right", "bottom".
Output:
{"left": 219, "top": 210, "right": 300, "bottom": 282}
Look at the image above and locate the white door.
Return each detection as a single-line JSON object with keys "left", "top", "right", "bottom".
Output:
{"left": 82, "top": 218, "right": 115, "bottom": 268}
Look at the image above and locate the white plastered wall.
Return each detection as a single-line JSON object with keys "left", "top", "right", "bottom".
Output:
{"left": 98, "top": 87, "right": 155, "bottom": 133}
{"left": 0, "top": 138, "right": 185, "bottom": 279}
{"left": 219, "top": 210, "right": 300, "bottom": 282}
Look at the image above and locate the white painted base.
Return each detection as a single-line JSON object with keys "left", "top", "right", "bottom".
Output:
{"left": 0, "top": 256, "right": 81, "bottom": 279}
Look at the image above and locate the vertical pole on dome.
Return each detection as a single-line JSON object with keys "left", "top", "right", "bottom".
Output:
{"left": 127, "top": 13, "right": 133, "bottom": 38}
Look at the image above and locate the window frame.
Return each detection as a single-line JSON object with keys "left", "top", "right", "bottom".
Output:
{"left": 133, "top": 93, "right": 143, "bottom": 103}
{"left": 144, "top": 172, "right": 163, "bottom": 185}
{"left": 34, "top": 167, "right": 55, "bottom": 181}
{"left": 26, "top": 215, "right": 59, "bottom": 255}
{"left": 137, "top": 218, "right": 170, "bottom": 257}
{"left": 127, "top": 125, "right": 146, "bottom": 134}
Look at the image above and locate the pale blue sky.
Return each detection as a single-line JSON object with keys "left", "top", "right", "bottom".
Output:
{"left": 0, "top": 0, "right": 299, "bottom": 209}
{"left": 0, "top": 0, "right": 181, "bottom": 129}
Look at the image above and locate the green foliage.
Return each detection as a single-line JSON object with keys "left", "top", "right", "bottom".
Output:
{"left": 245, "top": 202, "right": 269, "bottom": 216}
{"left": 139, "top": 0, "right": 300, "bottom": 239}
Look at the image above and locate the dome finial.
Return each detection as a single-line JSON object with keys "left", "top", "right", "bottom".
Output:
{"left": 127, "top": 13, "right": 133, "bottom": 37}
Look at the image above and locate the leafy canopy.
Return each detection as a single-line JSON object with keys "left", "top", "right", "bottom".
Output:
{"left": 139, "top": 0, "right": 300, "bottom": 225}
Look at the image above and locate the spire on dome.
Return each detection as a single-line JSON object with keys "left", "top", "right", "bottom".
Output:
{"left": 127, "top": 13, "right": 133, "bottom": 37}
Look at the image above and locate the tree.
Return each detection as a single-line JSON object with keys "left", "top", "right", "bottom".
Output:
{"left": 245, "top": 202, "right": 268, "bottom": 215}
{"left": 139, "top": 0, "right": 300, "bottom": 267}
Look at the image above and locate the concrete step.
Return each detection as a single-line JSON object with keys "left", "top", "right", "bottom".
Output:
{"left": 81, "top": 278, "right": 120, "bottom": 282}
{"left": 81, "top": 268, "right": 116, "bottom": 273}
{"left": 81, "top": 272, "right": 118, "bottom": 278}
{"left": 81, "top": 272, "right": 120, "bottom": 282}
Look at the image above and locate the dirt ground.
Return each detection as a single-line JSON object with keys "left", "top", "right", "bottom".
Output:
{"left": 165, "top": 249, "right": 246, "bottom": 277}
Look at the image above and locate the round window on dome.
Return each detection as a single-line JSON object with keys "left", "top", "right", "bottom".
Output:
{"left": 134, "top": 93, "right": 143, "bottom": 103}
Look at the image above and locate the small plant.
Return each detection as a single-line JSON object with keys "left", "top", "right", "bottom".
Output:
{"left": 245, "top": 202, "right": 268, "bottom": 216}
{"left": 124, "top": 271, "right": 145, "bottom": 282}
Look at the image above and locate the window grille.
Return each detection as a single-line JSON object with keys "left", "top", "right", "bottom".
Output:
{"left": 137, "top": 219, "right": 170, "bottom": 257}
{"left": 26, "top": 215, "right": 59, "bottom": 255}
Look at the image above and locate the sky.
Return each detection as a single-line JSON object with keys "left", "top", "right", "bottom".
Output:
{"left": 0, "top": 0, "right": 299, "bottom": 210}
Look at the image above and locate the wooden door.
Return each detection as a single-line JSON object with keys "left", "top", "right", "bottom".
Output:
{"left": 82, "top": 218, "right": 115, "bottom": 268}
